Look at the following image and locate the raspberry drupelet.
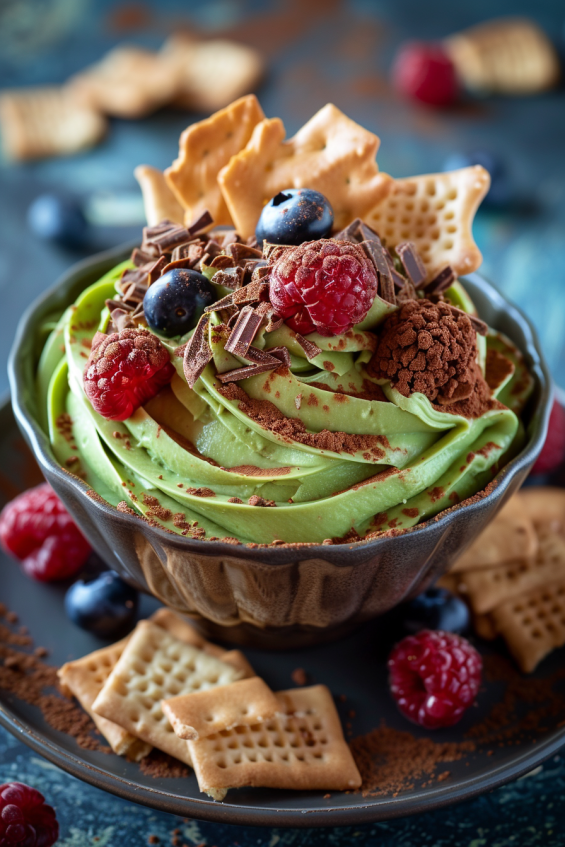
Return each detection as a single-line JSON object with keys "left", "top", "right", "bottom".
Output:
{"left": 0, "top": 483, "right": 90, "bottom": 581}
{"left": 0, "top": 782, "right": 59, "bottom": 847}
{"left": 269, "top": 239, "right": 378, "bottom": 337}
{"left": 83, "top": 327, "right": 175, "bottom": 421}
{"left": 388, "top": 630, "right": 482, "bottom": 729}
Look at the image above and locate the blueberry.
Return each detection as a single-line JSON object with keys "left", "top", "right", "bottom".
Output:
{"left": 442, "top": 151, "right": 511, "bottom": 208}
{"left": 255, "top": 188, "right": 334, "bottom": 246}
{"left": 143, "top": 268, "right": 215, "bottom": 338}
{"left": 399, "top": 587, "right": 470, "bottom": 635}
{"left": 27, "top": 193, "right": 89, "bottom": 249}
{"left": 65, "top": 571, "right": 138, "bottom": 638}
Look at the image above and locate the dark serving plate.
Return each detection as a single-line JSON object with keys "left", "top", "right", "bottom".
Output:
{"left": 0, "top": 398, "right": 564, "bottom": 827}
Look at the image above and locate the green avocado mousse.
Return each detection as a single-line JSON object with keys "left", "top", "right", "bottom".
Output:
{"left": 36, "top": 208, "right": 533, "bottom": 547}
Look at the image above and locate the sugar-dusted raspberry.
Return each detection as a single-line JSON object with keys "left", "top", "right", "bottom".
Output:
{"left": 532, "top": 398, "right": 565, "bottom": 474}
{"left": 269, "top": 239, "right": 378, "bottom": 337}
{"left": 388, "top": 630, "right": 482, "bottom": 729}
{"left": 0, "top": 782, "right": 59, "bottom": 847}
{"left": 0, "top": 483, "right": 91, "bottom": 581}
{"left": 84, "top": 327, "right": 175, "bottom": 421}
{"left": 392, "top": 41, "right": 459, "bottom": 107}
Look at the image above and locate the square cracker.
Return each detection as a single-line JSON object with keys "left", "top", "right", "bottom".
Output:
{"left": 365, "top": 166, "right": 490, "bottom": 281}
{"left": 516, "top": 488, "right": 565, "bottom": 536}
{"left": 490, "top": 578, "right": 565, "bottom": 673}
{"left": 0, "top": 87, "right": 106, "bottom": 161}
{"left": 161, "top": 35, "right": 263, "bottom": 113}
{"left": 134, "top": 165, "right": 185, "bottom": 226}
{"left": 165, "top": 94, "right": 265, "bottom": 226}
{"left": 162, "top": 676, "right": 278, "bottom": 740}
{"left": 451, "top": 495, "right": 538, "bottom": 572}
{"left": 92, "top": 620, "right": 243, "bottom": 766}
{"left": 150, "top": 608, "right": 255, "bottom": 678}
{"left": 58, "top": 639, "right": 151, "bottom": 761}
{"left": 218, "top": 104, "right": 392, "bottom": 239}
{"left": 187, "top": 684, "right": 361, "bottom": 800}
{"left": 67, "top": 46, "right": 179, "bottom": 119}
{"left": 457, "top": 526, "right": 565, "bottom": 615}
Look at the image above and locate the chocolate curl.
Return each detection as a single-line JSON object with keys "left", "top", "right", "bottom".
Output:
{"left": 215, "top": 362, "right": 278, "bottom": 384}
{"left": 187, "top": 209, "right": 213, "bottom": 236}
{"left": 395, "top": 242, "right": 427, "bottom": 287}
{"left": 182, "top": 314, "right": 213, "bottom": 388}
{"left": 210, "top": 254, "right": 234, "bottom": 270}
{"left": 224, "top": 305, "right": 263, "bottom": 357}
{"left": 295, "top": 333, "right": 322, "bottom": 360}
{"left": 265, "top": 314, "right": 284, "bottom": 333}
{"left": 361, "top": 238, "right": 395, "bottom": 304}
{"left": 423, "top": 266, "right": 456, "bottom": 295}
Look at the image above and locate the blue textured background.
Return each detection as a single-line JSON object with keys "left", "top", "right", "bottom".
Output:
{"left": 1, "top": 0, "right": 565, "bottom": 842}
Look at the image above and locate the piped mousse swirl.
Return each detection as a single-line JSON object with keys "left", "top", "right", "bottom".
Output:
{"left": 36, "top": 214, "right": 533, "bottom": 546}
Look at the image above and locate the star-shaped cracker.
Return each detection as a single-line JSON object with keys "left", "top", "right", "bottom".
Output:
{"left": 218, "top": 103, "right": 393, "bottom": 239}
{"left": 365, "top": 166, "right": 490, "bottom": 281}
{"left": 165, "top": 94, "right": 265, "bottom": 227}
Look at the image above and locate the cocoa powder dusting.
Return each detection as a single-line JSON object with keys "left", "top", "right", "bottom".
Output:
{"left": 139, "top": 750, "right": 189, "bottom": 779}
{"left": 368, "top": 299, "right": 498, "bottom": 417}
{"left": 217, "top": 382, "right": 386, "bottom": 459}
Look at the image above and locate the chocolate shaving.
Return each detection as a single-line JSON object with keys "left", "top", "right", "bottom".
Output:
{"left": 119, "top": 266, "right": 150, "bottom": 287}
{"left": 295, "top": 333, "right": 322, "bottom": 359}
{"left": 131, "top": 247, "right": 156, "bottom": 266}
{"left": 266, "top": 346, "right": 291, "bottom": 367}
{"left": 161, "top": 257, "right": 194, "bottom": 275}
{"left": 226, "top": 243, "right": 263, "bottom": 262}
{"left": 106, "top": 298, "right": 134, "bottom": 314}
{"left": 262, "top": 242, "right": 291, "bottom": 261}
{"left": 224, "top": 306, "right": 263, "bottom": 357}
{"left": 150, "top": 225, "right": 192, "bottom": 254}
{"left": 171, "top": 239, "right": 201, "bottom": 262}
{"left": 210, "top": 254, "right": 234, "bottom": 270}
{"left": 210, "top": 266, "right": 243, "bottom": 290}
{"left": 183, "top": 315, "right": 213, "bottom": 388}
{"left": 241, "top": 346, "right": 280, "bottom": 366}
{"left": 334, "top": 218, "right": 362, "bottom": 243}
{"left": 385, "top": 251, "right": 409, "bottom": 291}
{"left": 215, "top": 362, "right": 277, "bottom": 383}
{"left": 232, "top": 280, "right": 269, "bottom": 305}
{"left": 204, "top": 292, "right": 234, "bottom": 313}
{"left": 143, "top": 220, "right": 175, "bottom": 239}
{"left": 361, "top": 239, "right": 395, "bottom": 303}
{"left": 121, "top": 281, "right": 150, "bottom": 306}
{"left": 424, "top": 266, "right": 456, "bottom": 295}
{"left": 395, "top": 242, "right": 427, "bottom": 287}
{"left": 265, "top": 315, "right": 284, "bottom": 333}
{"left": 187, "top": 210, "right": 213, "bottom": 236}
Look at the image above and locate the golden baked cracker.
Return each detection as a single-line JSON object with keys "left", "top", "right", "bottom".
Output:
{"left": 472, "top": 612, "right": 498, "bottom": 641}
{"left": 445, "top": 18, "right": 560, "bottom": 96}
{"left": 491, "top": 579, "right": 565, "bottom": 673}
{"left": 67, "top": 46, "right": 180, "bottom": 119}
{"left": 517, "top": 488, "right": 565, "bottom": 536}
{"left": 149, "top": 608, "right": 255, "bottom": 677}
{"left": 187, "top": 684, "right": 361, "bottom": 800}
{"left": 58, "top": 640, "right": 152, "bottom": 761}
{"left": 161, "top": 35, "right": 263, "bottom": 113}
{"left": 436, "top": 573, "right": 460, "bottom": 593}
{"left": 366, "top": 166, "right": 490, "bottom": 281}
{"left": 134, "top": 165, "right": 185, "bottom": 226}
{"left": 451, "top": 495, "right": 538, "bottom": 572}
{"left": 162, "top": 677, "right": 278, "bottom": 740}
{"left": 459, "top": 526, "right": 565, "bottom": 615}
{"left": 92, "top": 620, "right": 243, "bottom": 766}
{"left": 164, "top": 94, "right": 265, "bottom": 226}
{"left": 219, "top": 104, "right": 392, "bottom": 239}
{"left": 0, "top": 87, "right": 106, "bottom": 161}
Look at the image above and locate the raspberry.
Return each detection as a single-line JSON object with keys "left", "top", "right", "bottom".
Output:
{"left": 269, "top": 240, "right": 378, "bottom": 337}
{"left": 84, "top": 328, "right": 175, "bottom": 421}
{"left": 388, "top": 630, "right": 482, "bottom": 729}
{"left": 392, "top": 42, "right": 459, "bottom": 107}
{"left": 532, "top": 398, "right": 565, "bottom": 474}
{"left": 0, "top": 483, "right": 90, "bottom": 581}
{"left": 0, "top": 782, "right": 58, "bottom": 847}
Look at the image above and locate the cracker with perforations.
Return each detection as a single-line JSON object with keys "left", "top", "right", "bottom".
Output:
{"left": 451, "top": 495, "right": 538, "bottom": 572}
{"left": 491, "top": 579, "right": 565, "bottom": 673}
{"left": 0, "top": 87, "right": 107, "bottom": 161}
{"left": 516, "top": 488, "right": 565, "bottom": 536}
{"left": 150, "top": 608, "right": 255, "bottom": 678}
{"left": 366, "top": 166, "right": 490, "bottom": 282}
{"left": 58, "top": 639, "right": 152, "bottom": 761}
{"left": 186, "top": 684, "right": 361, "bottom": 800}
{"left": 218, "top": 103, "right": 392, "bottom": 239}
{"left": 162, "top": 676, "right": 278, "bottom": 741}
{"left": 458, "top": 525, "right": 565, "bottom": 615}
{"left": 134, "top": 165, "right": 185, "bottom": 226}
{"left": 164, "top": 94, "right": 265, "bottom": 227}
{"left": 161, "top": 34, "right": 263, "bottom": 113}
{"left": 92, "top": 620, "right": 243, "bottom": 766}
{"left": 67, "top": 46, "right": 180, "bottom": 119}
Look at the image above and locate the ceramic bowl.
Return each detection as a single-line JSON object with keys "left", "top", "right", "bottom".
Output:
{"left": 9, "top": 244, "right": 552, "bottom": 648}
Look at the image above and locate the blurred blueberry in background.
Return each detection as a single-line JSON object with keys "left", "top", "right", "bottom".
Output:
{"left": 27, "top": 192, "right": 89, "bottom": 249}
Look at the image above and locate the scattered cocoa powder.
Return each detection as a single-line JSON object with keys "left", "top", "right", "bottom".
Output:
{"left": 139, "top": 750, "right": 189, "bottom": 779}
{"left": 485, "top": 348, "right": 515, "bottom": 392}
{"left": 141, "top": 493, "right": 173, "bottom": 521}
{"left": 217, "top": 382, "right": 387, "bottom": 459}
